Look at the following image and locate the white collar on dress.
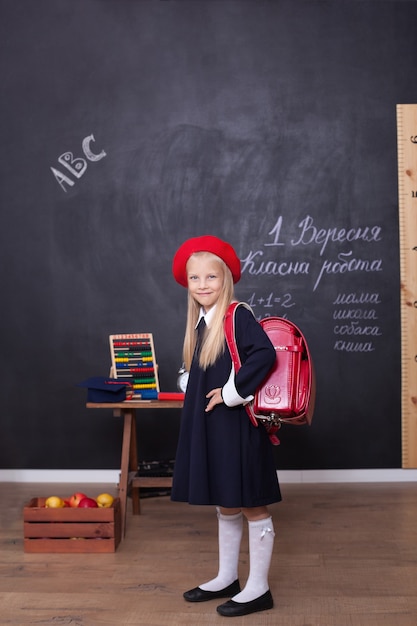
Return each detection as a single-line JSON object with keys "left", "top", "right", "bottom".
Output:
{"left": 196, "top": 304, "right": 217, "bottom": 329}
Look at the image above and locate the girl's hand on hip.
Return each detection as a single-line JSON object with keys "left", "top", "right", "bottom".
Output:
{"left": 205, "top": 388, "right": 223, "bottom": 412}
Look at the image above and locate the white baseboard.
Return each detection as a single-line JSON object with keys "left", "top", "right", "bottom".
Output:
{"left": 278, "top": 468, "right": 417, "bottom": 483}
{"left": 0, "top": 470, "right": 121, "bottom": 483}
{"left": 0, "top": 468, "right": 416, "bottom": 483}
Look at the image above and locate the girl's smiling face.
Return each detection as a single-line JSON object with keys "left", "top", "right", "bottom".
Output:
{"left": 186, "top": 254, "right": 224, "bottom": 312}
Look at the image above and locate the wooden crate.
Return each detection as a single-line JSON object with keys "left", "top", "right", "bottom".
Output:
{"left": 23, "top": 497, "right": 121, "bottom": 553}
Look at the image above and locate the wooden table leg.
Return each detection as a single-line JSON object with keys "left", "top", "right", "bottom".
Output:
{"left": 118, "top": 410, "right": 133, "bottom": 539}
{"left": 129, "top": 412, "right": 140, "bottom": 515}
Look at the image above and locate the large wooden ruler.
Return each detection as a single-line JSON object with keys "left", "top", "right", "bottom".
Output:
{"left": 396, "top": 104, "right": 417, "bottom": 468}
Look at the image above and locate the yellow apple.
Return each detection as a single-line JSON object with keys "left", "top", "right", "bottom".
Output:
{"left": 96, "top": 493, "right": 114, "bottom": 508}
{"left": 45, "top": 496, "right": 65, "bottom": 508}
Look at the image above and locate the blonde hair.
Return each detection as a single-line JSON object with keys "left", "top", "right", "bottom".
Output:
{"left": 182, "top": 252, "right": 235, "bottom": 371}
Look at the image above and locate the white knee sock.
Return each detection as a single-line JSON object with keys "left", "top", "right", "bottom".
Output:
{"left": 199, "top": 509, "right": 243, "bottom": 592}
{"left": 231, "top": 516, "right": 275, "bottom": 603}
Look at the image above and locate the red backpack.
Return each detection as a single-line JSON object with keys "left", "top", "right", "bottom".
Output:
{"left": 224, "top": 302, "right": 315, "bottom": 445}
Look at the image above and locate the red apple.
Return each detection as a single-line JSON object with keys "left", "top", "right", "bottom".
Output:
{"left": 78, "top": 497, "right": 98, "bottom": 508}
{"left": 68, "top": 492, "right": 88, "bottom": 508}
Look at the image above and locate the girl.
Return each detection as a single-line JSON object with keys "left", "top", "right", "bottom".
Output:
{"left": 171, "top": 235, "right": 281, "bottom": 618}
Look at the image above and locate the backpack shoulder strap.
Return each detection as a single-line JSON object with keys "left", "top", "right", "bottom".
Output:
{"left": 224, "top": 302, "right": 259, "bottom": 429}
{"left": 224, "top": 301, "right": 254, "bottom": 372}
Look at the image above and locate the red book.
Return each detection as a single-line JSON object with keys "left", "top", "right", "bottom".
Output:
{"left": 157, "top": 392, "right": 185, "bottom": 401}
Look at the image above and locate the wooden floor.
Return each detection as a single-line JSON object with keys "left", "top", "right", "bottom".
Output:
{"left": 1, "top": 481, "right": 417, "bottom": 625}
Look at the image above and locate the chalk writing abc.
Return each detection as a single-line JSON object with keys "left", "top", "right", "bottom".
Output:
{"left": 51, "top": 134, "right": 106, "bottom": 192}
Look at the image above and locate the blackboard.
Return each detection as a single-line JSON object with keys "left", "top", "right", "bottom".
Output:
{"left": 1, "top": 0, "right": 416, "bottom": 471}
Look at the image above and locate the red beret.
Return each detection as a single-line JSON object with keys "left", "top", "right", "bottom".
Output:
{"left": 172, "top": 235, "right": 241, "bottom": 287}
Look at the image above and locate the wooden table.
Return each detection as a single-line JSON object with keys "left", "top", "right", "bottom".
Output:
{"left": 87, "top": 400, "right": 183, "bottom": 538}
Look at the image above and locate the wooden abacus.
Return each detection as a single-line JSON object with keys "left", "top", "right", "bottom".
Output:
{"left": 109, "top": 333, "right": 160, "bottom": 400}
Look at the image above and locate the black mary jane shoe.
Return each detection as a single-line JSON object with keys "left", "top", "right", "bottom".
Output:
{"left": 216, "top": 589, "right": 273, "bottom": 617}
{"left": 183, "top": 580, "right": 241, "bottom": 603}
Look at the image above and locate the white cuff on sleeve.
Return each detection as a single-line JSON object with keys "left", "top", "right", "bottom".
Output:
{"left": 222, "top": 364, "right": 254, "bottom": 407}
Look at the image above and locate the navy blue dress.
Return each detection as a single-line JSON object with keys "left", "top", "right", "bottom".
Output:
{"left": 171, "top": 305, "right": 282, "bottom": 508}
